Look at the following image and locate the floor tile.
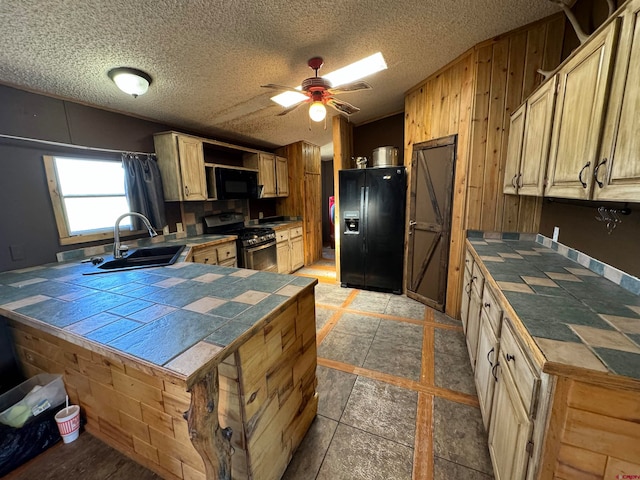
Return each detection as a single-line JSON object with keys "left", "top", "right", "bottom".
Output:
{"left": 341, "top": 376, "right": 417, "bottom": 447}
{"left": 384, "top": 295, "right": 426, "bottom": 320}
{"left": 318, "top": 330, "right": 373, "bottom": 366}
{"left": 315, "top": 307, "right": 335, "bottom": 331}
{"left": 347, "top": 290, "right": 391, "bottom": 313}
{"left": 332, "top": 312, "right": 381, "bottom": 337}
{"left": 363, "top": 340, "right": 422, "bottom": 381}
{"left": 434, "top": 456, "right": 494, "bottom": 479}
{"left": 434, "top": 328, "right": 468, "bottom": 358}
{"left": 282, "top": 415, "right": 338, "bottom": 480}
{"left": 432, "top": 397, "right": 493, "bottom": 475}
{"left": 433, "top": 310, "right": 462, "bottom": 326}
{"left": 316, "top": 365, "right": 357, "bottom": 421}
{"left": 316, "top": 423, "right": 413, "bottom": 480}
{"left": 434, "top": 352, "right": 477, "bottom": 396}
{"left": 315, "top": 283, "right": 354, "bottom": 307}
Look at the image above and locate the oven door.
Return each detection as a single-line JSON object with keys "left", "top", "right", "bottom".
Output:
{"left": 242, "top": 241, "right": 277, "bottom": 272}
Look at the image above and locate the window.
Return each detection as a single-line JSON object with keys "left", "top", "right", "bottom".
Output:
{"left": 43, "top": 155, "right": 138, "bottom": 245}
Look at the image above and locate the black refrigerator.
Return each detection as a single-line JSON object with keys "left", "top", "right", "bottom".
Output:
{"left": 339, "top": 166, "right": 406, "bottom": 294}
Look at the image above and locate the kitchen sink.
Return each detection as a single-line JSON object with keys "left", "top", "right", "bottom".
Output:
{"left": 83, "top": 245, "right": 185, "bottom": 274}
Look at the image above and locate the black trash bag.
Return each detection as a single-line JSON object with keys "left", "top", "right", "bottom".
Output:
{"left": 0, "top": 403, "right": 64, "bottom": 477}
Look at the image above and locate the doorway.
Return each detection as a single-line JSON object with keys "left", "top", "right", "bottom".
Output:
{"left": 406, "top": 135, "right": 457, "bottom": 311}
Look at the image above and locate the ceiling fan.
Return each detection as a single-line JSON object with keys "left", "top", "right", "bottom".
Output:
{"left": 262, "top": 57, "right": 372, "bottom": 122}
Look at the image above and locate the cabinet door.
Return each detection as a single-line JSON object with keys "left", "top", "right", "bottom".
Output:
{"left": 545, "top": 20, "right": 620, "bottom": 199}
{"left": 488, "top": 364, "right": 533, "bottom": 480}
{"left": 275, "top": 156, "right": 289, "bottom": 197}
{"left": 519, "top": 77, "right": 557, "bottom": 196}
{"left": 290, "top": 236, "right": 304, "bottom": 271}
{"left": 177, "top": 136, "right": 207, "bottom": 201}
{"left": 192, "top": 245, "right": 218, "bottom": 265}
{"left": 594, "top": 0, "right": 640, "bottom": 202}
{"left": 460, "top": 266, "right": 472, "bottom": 333}
{"left": 259, "top": 153, "right": 277, "bottom": 198}
{"left": 504, "top": 103, "right": 526, "bottom": 195}
{"left": 466, "top": 288, "right": 482, "bottom": 371}
{"left": 276, "top": 242, "right": 290, "bottom": 273}
{"left": 475, "top": 312, "right": 499, "bottom": 430}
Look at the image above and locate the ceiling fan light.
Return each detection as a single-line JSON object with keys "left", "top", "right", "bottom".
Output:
{"left": 108, "top": 67, "right": 152, "bottom": 97}
{"left": 309, "top": 101, "right": 327, "bottom": 122}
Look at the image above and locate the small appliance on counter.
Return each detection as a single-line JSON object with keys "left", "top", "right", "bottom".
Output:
{"left": 203, "top": 213, "right": 277, "bottom": 271}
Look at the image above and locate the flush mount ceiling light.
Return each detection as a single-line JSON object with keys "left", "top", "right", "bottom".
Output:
{"left": 108, "top": 67, "right": 152, "bottom": 98}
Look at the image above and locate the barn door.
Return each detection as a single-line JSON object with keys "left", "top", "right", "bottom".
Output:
{"left": 406, "top": 136, "right": 457, "bottom": 311}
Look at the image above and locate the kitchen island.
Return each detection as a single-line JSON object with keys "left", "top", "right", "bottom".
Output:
{"left": 0, "top": 241, "right": 318, "bottom": 480}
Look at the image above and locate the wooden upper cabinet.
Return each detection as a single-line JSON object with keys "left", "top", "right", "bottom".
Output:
{"left": 154, "top": 132, "right": 207, "bottom": 201}
{"left": 594, "top": 0, "right": 640, "bottom": 202}
{"left": 545, "top": 19, "right": 620, "bottom": 199}
{"left": 244, "top": 153, "right": 288, "bottom": 198}
{"left": 504, "top": 103, "right": 526, "bottom": 195}
{"left": 519, "top": 76, "right": 557, "bottom": 196}
{"left": 275, "top": 156, "right": 289, "bottom": 196}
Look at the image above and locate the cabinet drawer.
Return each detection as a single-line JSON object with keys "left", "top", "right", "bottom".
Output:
{"left": 500, "top": 319, "right": 540, "bottom": 415}
{"left": 290, "top": 226, "right": 303, "bottom": 238}
{"left": 192, "top": 245, "right": 218, "bottom": 264}
{"left": 275, "top": 229, "right": 289, "bottom": 243}
{"left": 216, "top": 243, "right": 236, "bottom": 261}
{"left": 482, "top": 284, "right": 503, "bottom": 337}
{"left": 471, "top": 262, "right": 485, "bottom": 297}
{"left": 218, "top": 258, "right": 237, "bottom": 268}
{"left": 465, "top": 249, "right": 474, "bottom": 274}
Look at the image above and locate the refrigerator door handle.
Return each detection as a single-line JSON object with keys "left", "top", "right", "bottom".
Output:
{"left": 363, "top": 186, "right": 369, "bottom": 253}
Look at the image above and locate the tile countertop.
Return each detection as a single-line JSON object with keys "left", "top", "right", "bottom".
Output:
{"left": 466, "top": 236, "right": 640, "bottom": 387}
{"left": 0, "top": 239, "right": 316, "bottom": 384}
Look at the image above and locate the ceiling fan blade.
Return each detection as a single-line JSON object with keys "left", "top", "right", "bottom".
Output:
{"left": 327, "top": 98, "right": 360, "bottom": 115}
{"left": 261, "top": 83, "right": 304, "bottom": 94}
{"left": 328, "top": 81, "right": 372, "bottom": 94}
{"left": 276, "top": 101, "right": 306, "bottom": 116}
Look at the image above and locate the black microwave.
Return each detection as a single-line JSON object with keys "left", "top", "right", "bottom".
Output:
{"left": 214, "top": 166, "right": 260, "bottom": 200}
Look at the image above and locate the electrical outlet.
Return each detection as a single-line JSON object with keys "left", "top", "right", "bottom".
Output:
{"left": 176, "top": 222, "right": 183, "bottom": 233}
{"left": 553, "top": 226, "right": 559, "bottom": 242}
{"left": 259, "top": 212, "right": 264, "bottom": 219}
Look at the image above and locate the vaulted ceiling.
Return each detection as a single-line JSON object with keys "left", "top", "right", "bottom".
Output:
{"left": 0, "top": 0, "right": 559, "bottom": 150}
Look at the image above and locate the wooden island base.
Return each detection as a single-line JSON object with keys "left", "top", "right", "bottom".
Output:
{"left": 7, "top": 287, "right": 318, "bottom": 480}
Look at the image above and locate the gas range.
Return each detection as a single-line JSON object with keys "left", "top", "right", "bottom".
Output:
{"left": 202, "top": 213, "right": 278, "bottom": 272}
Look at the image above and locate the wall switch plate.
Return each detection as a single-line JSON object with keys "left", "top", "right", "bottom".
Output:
{"left": 259, "top": 212, "right": 264, "bottom": 219}
{"left": 553, "top": 226, "right": 560, "bottom": 242}
{"left": 176, "top": 222, "right": 183, "bottom": 233}
{"left": 162, "top": 226, "right": 169, "bottom": 235}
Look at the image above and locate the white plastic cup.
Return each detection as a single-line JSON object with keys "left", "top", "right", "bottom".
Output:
{"left": 54, "top": 405, "right": 80, "bottom": 443}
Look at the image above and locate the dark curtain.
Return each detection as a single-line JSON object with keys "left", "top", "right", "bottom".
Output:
{"left": 122, "top": 153, "right": 166, "bottom": 230}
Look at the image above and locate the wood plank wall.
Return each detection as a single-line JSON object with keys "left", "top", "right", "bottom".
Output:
{"left": 404, "top": 13, "right": 565, "bottom": 318}
{"left": 539, "top": 377, "right": 640, "bottom": 479}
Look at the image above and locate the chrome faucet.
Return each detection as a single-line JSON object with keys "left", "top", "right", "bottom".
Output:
{"left": 113, "top": 212, "right": 158, "bottom": 259}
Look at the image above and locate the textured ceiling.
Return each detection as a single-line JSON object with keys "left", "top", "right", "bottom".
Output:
{"left": 0, "top": 1, "right": 559, "bottom": 151}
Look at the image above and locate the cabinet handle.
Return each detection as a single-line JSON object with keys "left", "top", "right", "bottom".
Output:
{"left": 578, "top": 161, "right": 591, "bottom": 188}
{"left": 185, "top": 185, "right": 190, "bottom": 197}
{"left": 484, "top": 302, "right": 491, "bottom": 308}
{"left": 505, "top": 353, "right": 515, "bottom": 362}
{"left": 487, "top": 347, "right": 495, "bottom": 367}
{"left": 517, "top": 173, "right": 523, "bottom": 188}
{"left": 465, "top": 282, "right": 471, "bottom": 294}
{"left": 492, "top": 363, "right": 499, "bottom": 382}
{"left": 594, "top": 158, "right": 607, "bottom": 188}
{"left": 511, "top": 174, "right": 518, "bottom": 188}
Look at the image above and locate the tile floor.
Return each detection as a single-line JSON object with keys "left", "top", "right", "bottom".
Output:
{"left": 285, "top": 250, "right": 494, "bottom": 479}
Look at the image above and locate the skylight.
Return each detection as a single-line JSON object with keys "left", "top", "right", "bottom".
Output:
{"left": 271, "top": 52, "right": 387, "bottom": 108}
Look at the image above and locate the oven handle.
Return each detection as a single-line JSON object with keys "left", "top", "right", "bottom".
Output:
{"left": 244, "top": 241, "right": 276, "bottom": 254}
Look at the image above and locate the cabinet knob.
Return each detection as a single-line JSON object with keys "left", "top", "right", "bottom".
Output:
{"left": 484, "top": 302, "right": 491, "bottom": 308}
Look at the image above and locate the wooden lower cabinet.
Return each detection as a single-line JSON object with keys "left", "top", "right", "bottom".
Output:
{"left": 466, "top": 288, "right": 482, "bottom": 371}
{"left": 488, "top": 362, "right": 533, "bottom": 480}
{"left": 191, "top": 240, "right": 237, "bottom": 267}
{"left": 275, "top": 224, "right": 304, "bottom": 274}
{"left": 475, "top": 313, "right": 499, "bottom": 430}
